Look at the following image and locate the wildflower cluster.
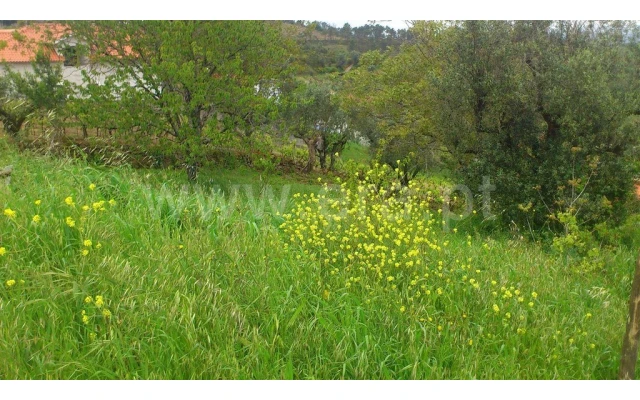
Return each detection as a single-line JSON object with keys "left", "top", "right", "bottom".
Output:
{"left": 280, "top": 169, "right": 540, "bottom": 343}
{"left": 58, "top": 184, "right": 114, "bottom": 256}
{"left": 2, "top": 183, "right": 113, "bottom": 291}
{"left": 4, "top": 278, "right": 24, "bottom": 288}
{"left": 81, "top": 295, "right": 113, "bottom": 341}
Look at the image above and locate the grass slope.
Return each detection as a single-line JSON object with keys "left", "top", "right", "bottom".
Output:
{"left": 0, "top": 139, "right": 637, "bottom": 379}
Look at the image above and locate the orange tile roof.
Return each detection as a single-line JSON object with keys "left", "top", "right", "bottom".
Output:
{"left": 0, "top": 23, "right": 69, "bottom": 63}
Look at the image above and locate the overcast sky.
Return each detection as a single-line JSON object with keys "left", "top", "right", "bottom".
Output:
{"left": 3, "top": 1, "right": 639, "bottom": 21}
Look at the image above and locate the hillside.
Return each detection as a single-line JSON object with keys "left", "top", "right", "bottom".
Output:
{"left": 285, "top": 20, "right": 412, "bottom": 75}
{"left": 1, "top": 136, "right": 638, "bottom": 378}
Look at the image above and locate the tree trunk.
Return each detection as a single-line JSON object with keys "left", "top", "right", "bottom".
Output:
{"left": 186, "top": 163, "right": 198, "bottom": 182}
{"left": 316, "top": 134, "right": 326, "bottom": 170}
{"left": 329, "top": 152, "right": 336, "bottom": 170}
{"left": 319, "top": 150, "right": 327, "bottom": 170}
{"left": 303, "top": 137, "right": 318, "bottom": 172}
{"left": 619, "top": 251, "right": 640, "bottom": 379}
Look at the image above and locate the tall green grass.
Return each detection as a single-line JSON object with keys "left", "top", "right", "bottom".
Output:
{"left": 0, "top": 139, "right": 637, "bottom": 379}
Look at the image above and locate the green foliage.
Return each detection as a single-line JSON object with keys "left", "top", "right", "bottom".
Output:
{"left": 289, "top": 20, "right": 410, "bottom": 75}
{"left": 4, "top": 51, "right": 70, "bottom": 113}
{"left": 341, "top": 28, "right": 447, "bottom": 176}
{"left": 595, "top": 213, "right": 640, "bottom": 250}
{"left": 344, "top": 20, "right": 640, "bottom": 231}
{"left": 0, "top": 97, "right": 31, "bottom": 137}
{"left": 279, "top": 80, "right": 351, "bottom": 171}
{"left": 0, "top": 50, "right": 70, "bottom": 137}
{"left": 438, "top": 21, "right": 640, "bottom": 230}
{"left": 68, "top": 21, "right": 296, "bottom": 181}
{"left": 0, "top": 136, "right": 638, "bottom": 379}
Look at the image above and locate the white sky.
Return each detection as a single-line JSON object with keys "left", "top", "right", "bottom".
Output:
{"left": 2, "top": 1, "right": 640, "bottom": 20}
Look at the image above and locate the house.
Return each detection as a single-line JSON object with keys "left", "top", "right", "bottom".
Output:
{"left": 0, "top": 23, "right": 109, "bottom": 87}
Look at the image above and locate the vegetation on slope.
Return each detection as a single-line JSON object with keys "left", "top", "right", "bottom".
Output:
{"left": 0, "top": 139, "right": 637, "bottom": 378}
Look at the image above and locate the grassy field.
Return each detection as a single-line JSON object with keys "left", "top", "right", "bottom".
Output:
{"left": 341, "top": 142, "right": 371, "bottom": 165}
{"left": 0, "top": 137, "right": 638, "bottom": 379}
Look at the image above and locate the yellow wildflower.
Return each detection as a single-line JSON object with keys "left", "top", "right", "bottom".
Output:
{"left": 399, "top": 306, "right": 406, "bottom": 313}
{"left": 89, "top": 183, "right": 96, "bottom": 191}
{"left": 528, "top": 302, "right": 534, "bottom": 307}
{"left": 531, "top": 292, "right": 538, "bottom": 299}
{"left": 65, "top": 217, "right": 76, "bottom": 228}
{"left": 95, "top": 296, "right": 104, "bottom": 308}
{"left": 493, "top": 304, "right": 500, "bottom": 313}
{"left": 81, "top": 249, "right": 89, "bottom": 257}
{"left": 0, "top": 247, "right": 6, "bottom": 256}
{"left": 65, "top": 197, "right": 75, "bottom": 206}
{"left": 102, "top": 309, "right": 111, "bottom": 318}
{"left": 108, "top": 199, "right": 116, "bottom": 206}
{"left": 83, "top": 239, "right": 92, "bottom": 247}
{"left": 82, "top": 205, "right": 90, "bottom": 211}
{"left": 32, "top": 214, "right": 41, "bottom": 223}
{"left": 84, "top": 296, "right": 93, "bottom": 304}
{"left": 586, "top": 313, "right": 592, "bottom": 319}
{"left": 34, "top": 199, "right": 41, "bottom": 206}
{"left": 82, "top": 314, "right": 89, "bottom": 324}
{"left": 95, "top": 243, "right": 102, "bottom": 250}
{"left": 3, "top": 208, "right": 16, "bottom": 219}
{"left": 6, "top": 279, "right": 16, "bottom": 287}
{"left": 89, "top": 332, "right": 97, "bottom": 341}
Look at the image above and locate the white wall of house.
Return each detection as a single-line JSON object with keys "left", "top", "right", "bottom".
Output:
{"left": 1, "top": 62, "right": 113, "bottom": 87}
{"left": 62, "top": 64, "right": 113, "bottom": 87}
{"left": 0, "top": 62, "right": 36, "bottom": 76}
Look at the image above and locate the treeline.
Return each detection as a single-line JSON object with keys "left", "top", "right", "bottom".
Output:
{"left": 285, "top": 20, "right": 412, "bottom": 74}
{"left": 0, "top": 21, "right": 354, "bottom": 180}
{"left": 285, "top": 20, "right": 412, "bottom": 41}
{"left": 1, "top": 20, "right": 639, "bottom": 234}
{"left": 343, "top": 20, "right": 640, "bottom": 231}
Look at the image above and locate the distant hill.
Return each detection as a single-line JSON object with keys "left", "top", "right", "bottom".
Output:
{"left": 284, "top": 20, "right": 413, "bottom": 75}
